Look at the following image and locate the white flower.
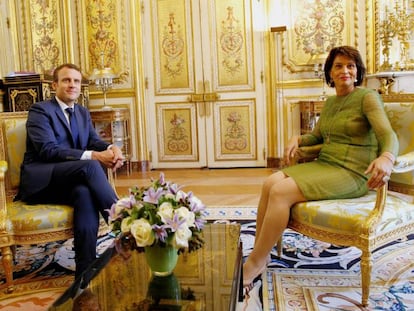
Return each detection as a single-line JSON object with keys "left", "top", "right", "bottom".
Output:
{"left": 157, "top": 202, "right": 174, "bottom": 223}
{"left": 130, "top": 219, "right": 155, "bottom": 247}
{"left": 175, "top": 206, "right": 195, "bottom": 227}
{"left": 174, "top": 224, "right": 192, "bottom": 248}
{"left": 120, "top": 217, "right": 133, "bottom": 233}
{"left": 164, "top": 193, "right": 175, "bottom": 200}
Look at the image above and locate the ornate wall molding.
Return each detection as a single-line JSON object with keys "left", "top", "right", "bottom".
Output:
{"left": 280, "top": 0, "right": 358, "bottom": 74}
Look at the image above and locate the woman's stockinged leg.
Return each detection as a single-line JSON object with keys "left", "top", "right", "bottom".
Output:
{"left": 254, "top": 171, "right": 287, "bottom": 245}
{"left": 243, "top": 176, "right": 306, "bottom": 285}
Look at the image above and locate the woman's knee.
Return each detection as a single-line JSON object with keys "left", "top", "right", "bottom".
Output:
{"left": 263, "top": 171, "right": 286, "bottom": 191}
{"left": 268, "top": 178, "right": 304, "bottom": 205}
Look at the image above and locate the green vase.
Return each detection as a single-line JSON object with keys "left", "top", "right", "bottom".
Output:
{"left": 144, "top": 244, "right": 179, "bottom": 276}
{"left": 147, "top": 273, "right": 181, "bottom": 308}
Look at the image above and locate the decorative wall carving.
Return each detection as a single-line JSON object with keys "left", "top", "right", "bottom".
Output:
{"left": 86, "top": 0, "right": 118, "bottom": 70}
{"left": 282, "top": 0, "right": 357, "bottom": 73}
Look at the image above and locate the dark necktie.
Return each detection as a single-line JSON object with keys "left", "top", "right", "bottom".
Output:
{"left": 66, "top": 107, "right": 79, "bottom": 148}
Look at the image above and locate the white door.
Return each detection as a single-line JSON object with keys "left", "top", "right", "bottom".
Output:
{"left": 143, "top": 0, "right": 267, "bottom": 168}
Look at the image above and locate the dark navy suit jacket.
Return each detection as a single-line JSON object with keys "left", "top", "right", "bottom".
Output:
{"left": 18, "top": 98, "right": 110, "bottom": 199}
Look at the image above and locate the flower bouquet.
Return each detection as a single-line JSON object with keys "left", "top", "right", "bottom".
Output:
{"left": 107, "top": 173, "right": 206, "bottom": 255}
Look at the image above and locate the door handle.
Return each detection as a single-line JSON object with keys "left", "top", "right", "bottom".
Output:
{"left": 190, "top": 94, "right": 204, "bottom": 102}
{"left": 188, "top": 92, "right": 220, "bottom": 117}
{"left": 203, "top": 92, "right": 220, "bottom": 101}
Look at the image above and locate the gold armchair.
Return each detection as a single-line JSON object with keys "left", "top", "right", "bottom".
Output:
{"left": 0, "top": 112, "right": 114, "bottom": 293}
{"left": 277, "top": 101, "right": 414, "bottom": 307}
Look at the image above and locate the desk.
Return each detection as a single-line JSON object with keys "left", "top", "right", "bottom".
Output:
{"left": 50, "top": 223, "right": 242, "bottom": 310}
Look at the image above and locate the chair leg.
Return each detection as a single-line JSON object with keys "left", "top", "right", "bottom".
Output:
{"left": 360, "top": 250, "right": 372, "bottom": 307}
{"left": 276, "top": 237, "right": 283, "bottom": 257}
{"left": 1, "top": 246, "right": 14, "bottom": 293}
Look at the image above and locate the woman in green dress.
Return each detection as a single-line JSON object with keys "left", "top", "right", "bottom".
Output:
{"left": 242, "top": 46, "right": 399, "bottom": 293}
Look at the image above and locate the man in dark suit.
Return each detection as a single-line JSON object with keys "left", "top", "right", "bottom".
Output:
{"left": 18, "top": 63, "right": 124, "bottom": 284}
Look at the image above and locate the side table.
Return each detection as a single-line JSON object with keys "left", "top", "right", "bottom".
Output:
{"left": 89, "top": 107, "right": 132, "bottom": 175}
{"left": 298, "top": 100, "right": 324, "bottom": 134}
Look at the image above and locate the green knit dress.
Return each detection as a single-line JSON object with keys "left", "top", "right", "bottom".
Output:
{"left": 282, "top": 87, "right": 399, "bottom": 200}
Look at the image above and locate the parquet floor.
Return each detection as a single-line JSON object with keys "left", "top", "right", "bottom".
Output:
{"left": 114, "top": 167, "right": 274, "bottom": 206}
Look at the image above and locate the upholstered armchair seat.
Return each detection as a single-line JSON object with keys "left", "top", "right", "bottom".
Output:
{"left": 278, "top": 101, "right": 414, "bottom": 307}
{"left": 292, "top": 191, "right": 414, "bottom": 236}
{"left": 7, "top": 201, "right": 73, "bottom": 238}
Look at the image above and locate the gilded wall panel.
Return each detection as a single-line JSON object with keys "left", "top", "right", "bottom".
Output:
{"left": 27, "top": 0, "right": 64, "bottom": 72}
{"left": 156, "top": 103, "right": 198, "bottom": 161}
{"left": 215, "top": 1, "right": 249, "bottom": 86}
{"left": 153, "top": 0, "right": 192, "bottom": 93}
{"left": 82, "top": 0, "right": 127, "bottom": 78}
{"left": 278, "top": 0, "right": 357, "bottom": 74}
{"left": 215, "top": 100, "right": 256, "bottom": 160}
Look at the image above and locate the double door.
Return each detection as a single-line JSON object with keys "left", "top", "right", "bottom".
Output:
{"left": 143, "top": 0, "right": 267, "bottom": 168}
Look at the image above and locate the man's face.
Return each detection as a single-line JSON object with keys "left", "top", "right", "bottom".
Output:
{"left": 53, "top": 67, "right": 82, "bottom": 106}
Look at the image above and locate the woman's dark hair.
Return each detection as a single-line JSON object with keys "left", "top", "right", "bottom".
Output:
{"left": 323, "top": 46, "right": 366, "bottom": 87}
{"left": 53, "top": 63, "right": 82, "bottom": 82}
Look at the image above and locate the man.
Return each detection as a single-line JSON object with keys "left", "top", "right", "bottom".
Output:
{"left": 17, "top": 63, "right": 124, "bottom": 284}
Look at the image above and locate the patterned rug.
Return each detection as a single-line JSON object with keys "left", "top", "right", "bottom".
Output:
{"left": 0, "top": 208, "right": 413, "bottom": 310}
{"left": 238, "top": 222, "right": 414, "bottom": 311}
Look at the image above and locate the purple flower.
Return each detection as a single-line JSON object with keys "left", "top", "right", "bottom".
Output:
{"left": 169, "top": 183, "right": 183, "bottom": 195}
{"left": 159, "top": 172, "right": 165, "bottom": 185}
{"left": 143, "top": 187, "right": 164, "bottom": 204}
{"left": 152, "top": 224, "right": 169, "bottom": 242}
{"left": 194, "top": 217, "right": 206, "bottom": 231}
{"left": 189, "top": 195, "right": 206, "bottom": 213}
{"left": 164, "top": 213, "right": 186, "bottom": 232}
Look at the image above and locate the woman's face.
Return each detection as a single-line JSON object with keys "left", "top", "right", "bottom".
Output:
{"left": 329, "top": 54, "right": 357, "bottom": 90}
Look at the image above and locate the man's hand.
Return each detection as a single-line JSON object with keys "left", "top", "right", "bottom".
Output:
{"left": 92, "top": 145, "right": 125, "bottom": 172}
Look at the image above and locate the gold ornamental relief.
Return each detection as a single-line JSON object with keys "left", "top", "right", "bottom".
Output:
{"left": 166, "top": 112, "right": 190, "bottom": 154}
{"left": 157, "top": 105, "right": 198, "bottom": 161}
{"left": 219, "top": 104, "right": 253, "bottom": 156}
{"left": 282, "top": 0, "right": 354, "bottom": 73}
{"left": 156, "top": 0, "right": 189, "bottom": 89}
{"left": 29, "top": 0, "right": 61, "bottom": 72}
{"left": 216, "top": 2, "right": 248, "bottom": 86}
{"left": 86, "top": 0, "right": 119, "bottom": 70}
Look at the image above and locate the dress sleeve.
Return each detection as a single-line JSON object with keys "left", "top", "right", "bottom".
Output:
{"left": 363, "top": 91, "right": 399, "bottom": 157}
{"left": 299, "top": 115, "right": 323, "bottom": 146}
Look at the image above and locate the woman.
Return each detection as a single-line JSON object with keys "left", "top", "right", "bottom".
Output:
{"left": 243, "top": 46, "right": 399, "bottom": 292}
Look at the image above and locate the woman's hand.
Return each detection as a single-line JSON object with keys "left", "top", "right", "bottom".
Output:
{"left": 284, "top": 135, "right": 301, "bottom": 166}
{"left": 365, "top": 153, "right": 394, "bottom": 189}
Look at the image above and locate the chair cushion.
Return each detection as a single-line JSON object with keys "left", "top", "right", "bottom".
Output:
{"left": 385, "top": 103, "right": 414, "bottom": 186}
{"left": 3, "top": 118, "right": 27, "bottom": 189}
{"left": 291, "top": 191, "right": 414, "bottom": 235}
{"left": 7, "top": 201, "right": 73, "bottom": 232}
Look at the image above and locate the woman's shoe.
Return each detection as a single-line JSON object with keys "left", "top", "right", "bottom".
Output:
{"left": 243, "top": 282, "right": 254, "bottom": 298}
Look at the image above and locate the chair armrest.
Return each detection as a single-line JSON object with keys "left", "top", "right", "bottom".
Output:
{"left": 106, "top": 168, "right": 118, "bottom": 197}
{"left": 393, "top": 151, "right": 414, "bottom": 173}
{"left": 0, "top": 160, "right": 7, "bottom": 174}
{"left": 0, "top": 161, "right": 8, "bottom": 232}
